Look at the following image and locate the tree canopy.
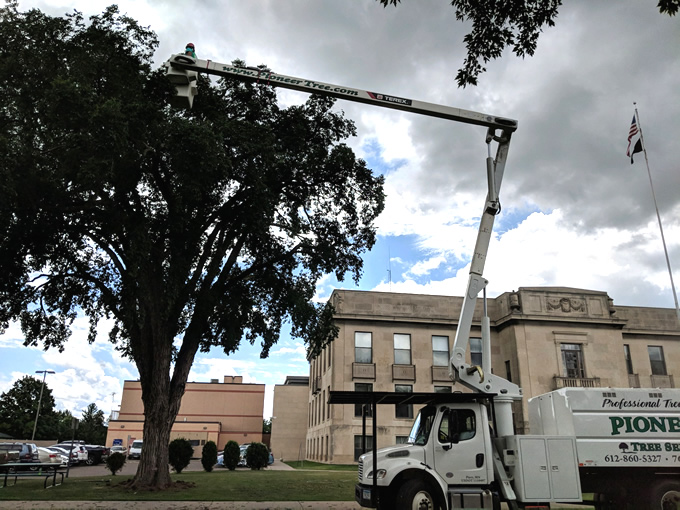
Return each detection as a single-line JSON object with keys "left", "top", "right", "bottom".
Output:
{"left": 79, "top": 403, "right": 107, "bottom": 445}
{"left": 377, "top": 0, "right": 680, "bottom": 87}
{"left": 0, "top": 376, "right": 55, "bottom": 439}
{"left": 0, "top": 3, "right": 383, "bottom": 489}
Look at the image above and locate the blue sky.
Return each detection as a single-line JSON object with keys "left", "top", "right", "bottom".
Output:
{"left": 2, "top": 0, "right": 679, "bottom": 420}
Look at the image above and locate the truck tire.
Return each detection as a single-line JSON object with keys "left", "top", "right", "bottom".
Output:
{"left": 394, "top": 479, "right": 443, "bottom": 510}
{"left": 647, "top": 479, "right": 680, "bottom": 510}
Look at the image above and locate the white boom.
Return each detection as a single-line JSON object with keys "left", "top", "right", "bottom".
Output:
{"left": 165, "top": 53, "right": 522, "bottom": 408}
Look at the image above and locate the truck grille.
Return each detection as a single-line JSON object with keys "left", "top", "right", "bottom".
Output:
{"left": 357, "top": 458, "right": 363, "bottom": 481}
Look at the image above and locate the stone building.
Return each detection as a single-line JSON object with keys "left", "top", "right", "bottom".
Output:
{"left": 269, "top": 376, "right": 310, "bottom": 462}
{"left": 106, "top": 375, "right": 265, "bottom": 457}
{"left": 300, "top": 287, "right": 680, "bottom": 464}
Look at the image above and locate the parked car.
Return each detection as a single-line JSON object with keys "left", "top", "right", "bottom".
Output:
{"left": 37, "top": 447, "right": 63, "bottom": 465}
{"left": 83, "top": 445, "right": 109, "bottom": 465}
{"left": 0, "top": 444, "right": 21, "bottom": 465}
{"left": 128, "top": 440, "right": 143, "bottom": 460}
{"left": 110, "top": 445, "right": 127, "bottom": 456}
{"left": 237, "top": 444, "right": 250, "bottom": 467}
{"left": 53, "top": 443, "right": 88, "bottom": 464}
{"left": 46, "top": 446, "right": 76, "bottom": 466}
{"left": 0, "top": 443, "right": 39, "bottom": 471}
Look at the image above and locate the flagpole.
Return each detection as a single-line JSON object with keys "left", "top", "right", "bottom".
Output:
{"left": 634, "top": 103, "right": 680, "bottom": 322}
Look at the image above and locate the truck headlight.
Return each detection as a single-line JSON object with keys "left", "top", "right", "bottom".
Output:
{"left": 367, "top": 469, "right": 386, "bottom": 479}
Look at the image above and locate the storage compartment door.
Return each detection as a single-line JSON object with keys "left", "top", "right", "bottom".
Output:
{"left": 518, "top": 438, "right": 551, "bottom": 500}
{"left": 546, "top": 438, "right": 581, "bottom": 501}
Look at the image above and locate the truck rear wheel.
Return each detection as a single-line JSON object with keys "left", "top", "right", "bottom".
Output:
{"left": 394, "top": 479, "right": 443, "bottom": 510}
{"left": 647, "top": 479, "right": 680, "bottom": 510}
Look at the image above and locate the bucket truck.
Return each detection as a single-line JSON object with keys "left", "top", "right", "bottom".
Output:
{"left": 165, "top": 53, "right": 680, "bottom": 510}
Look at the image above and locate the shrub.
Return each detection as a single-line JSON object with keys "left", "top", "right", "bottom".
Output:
{"left": 223, "top": 440, "right": 240, "bottom": 470}
{"left": 105, "top": 452, "right": 126, "bottom": 475}
{"left": 201, "top": 440, "right": 218, "bottom": 472}
{"left": 245, "top": 442, "right": 269, "bottom": 470}
{"left": 168, "top": 438, "right": 194, "bottom": 474}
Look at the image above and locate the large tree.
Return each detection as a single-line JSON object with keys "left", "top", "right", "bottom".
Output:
{"left": 378, "top": 0, "right": 679, "bottom": 87}
{"left": 0, "top": 4, "right": 384, "bottom": 489}
{"left": 0, "top": 375, "right": 56, "bottom": 439}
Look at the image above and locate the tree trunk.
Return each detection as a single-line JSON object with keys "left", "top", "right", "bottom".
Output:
{"left": 127, "top": 327, "right": 177, "bottom": 489}
{"left": 126, "top": 326, "right": 199, "bottom": 489}
{"left": 132, "top": 401, "right": 173, "bottom": 488}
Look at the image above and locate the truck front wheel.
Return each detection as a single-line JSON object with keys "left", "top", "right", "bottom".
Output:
{"left": 395, "top": 479, "right": 443, "bottom": 510}
{"left": 647, "top": 479, "right": 680, "bottom": 510}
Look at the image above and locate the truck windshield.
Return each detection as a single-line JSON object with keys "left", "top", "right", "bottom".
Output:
{"left": 408, "top": 405, "right": 436, "bottom": 446}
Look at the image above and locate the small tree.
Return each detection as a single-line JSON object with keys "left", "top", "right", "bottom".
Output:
{"left": 201, "top": 440, "right": 218, "bottom": 472}
{"left": 105, "top": 452, "right": 126, "bottom": 475}
{"left": 223, "top": 441, "right": 240, "bottom": 470}
{"left": 245, "top": 442, "right": 269, "bottom": 470}
{"left": 168, "top": 438, "right": 193, "bottom": 474}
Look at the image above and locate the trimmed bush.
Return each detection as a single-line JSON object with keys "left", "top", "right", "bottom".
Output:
{"left": 245, "top": 442, "right": 269, "bottom": 470}
{"left": 105, "top": 452, "right": 126, "bottom": 475}
{"left": 223, "top": 440, "right": 240, "bottom": 470}
{"left": 201, "top": 440, "right": 218, "bottom": 472}
{"left": 168, "top": 438, "right": 194, "bottom": 474}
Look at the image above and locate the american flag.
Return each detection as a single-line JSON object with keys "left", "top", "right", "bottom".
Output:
{"left": 626, "top": 114, "right": 643, "bottom": 164}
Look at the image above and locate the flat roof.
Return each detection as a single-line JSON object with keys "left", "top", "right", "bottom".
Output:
{"left": 328, "top": 391, "right": 495, "bottom": 406}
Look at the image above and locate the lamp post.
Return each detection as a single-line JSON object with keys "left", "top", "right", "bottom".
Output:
{"left": 31, "top": 370, "right": 55, "bottom": 440}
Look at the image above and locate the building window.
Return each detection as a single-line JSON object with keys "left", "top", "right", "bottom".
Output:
{"left": 355, "top": 332, "right": 372, "bottom": 363}
{"left": 470, "top": 338, "right": 483, "bottom": 366}
{"left": 624, "top": 344, "right": 634, "bottom": 375}
{"left": 432, "top": 335, "right": 449, "bottom": 366}
{"left": 561, "top": 343, "right": 585, "bottom": 378}
{"left": 434, "top": 386, "right": 452, "bottom": 393}
{"left": 648, "top": 346, "right": 667, "bottom": 376}
{"left": 354, "top": 435, "right": 373, "bottom": 461}
{"left": 396, "top": 436, "right": 409, "bottom": 444}
{"left": 394, "top": 334, "right": 412, "bottom": 365}
{"left": 505, "top": 360, "right": 512, "bottom": 382}
{"left": 354, "top": 383, "right": 373, "bottom": 417}
{"left": 395, "top": 384, "right": 413, "bottom": 419}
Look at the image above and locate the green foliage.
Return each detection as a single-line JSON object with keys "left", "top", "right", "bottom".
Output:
{"left": 0, "top": 376, "right": 55, "bottom": 439}
{"left": 105, "top": 452, "right": 126, "bottom": 475}
{"left": 168, "top": 438, "right": 194, "bottom": 474}
{"left": 223, "top": 440, "right": 240, "bottom": 470}
{"left": 79, "top": 403, "right": 107, "bottom": 445}
{"left": 262, "top": 419, "right": 271, "bottom": 434}
{"left": 245, "top": 442, "right": 269, "bottom": 470}
{"left": 201, "top": 440, "right": 217, "bottom": 472}
{"left": 377, "top": 0, "right": 680, "bottom": 87}
{"left": 0, "top": 3, "right": 383, "bottom": 489}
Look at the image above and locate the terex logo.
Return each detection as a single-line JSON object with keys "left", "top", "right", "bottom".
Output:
{"left": 367, "top": 91, "right": 412, "bottom": 106}
{"left": 609, "top": 415, "right": 680, "bottom": 435}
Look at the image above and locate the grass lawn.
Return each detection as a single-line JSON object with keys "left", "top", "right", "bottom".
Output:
{"left": 0, "top": 470, "right": 357, "bottom": 502}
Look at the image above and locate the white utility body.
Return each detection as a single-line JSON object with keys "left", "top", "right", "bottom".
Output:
{"left": 165, "top": 54, "right": 680, "bottom": 510}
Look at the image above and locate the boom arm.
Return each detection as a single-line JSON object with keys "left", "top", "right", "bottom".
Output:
{"left": 165, "top": 54, "right": 518, "bottom": 132}
{"left": 165, "top": 53, "right": 522, "bottom": 402}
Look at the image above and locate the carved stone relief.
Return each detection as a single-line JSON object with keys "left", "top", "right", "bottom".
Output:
{"left": 546, "top": 297, "right": 586, "bottom": 313}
